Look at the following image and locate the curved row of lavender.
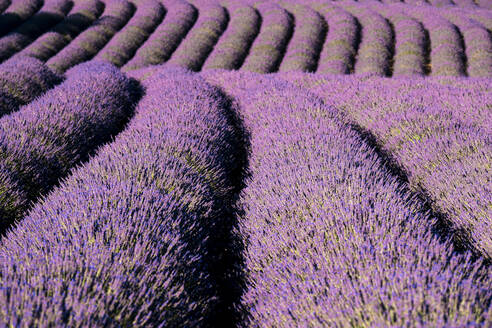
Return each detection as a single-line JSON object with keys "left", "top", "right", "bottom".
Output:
{"left": 466, "top": 7, "right": 492, "bottom": 31}
{"left": 123, "top": 0, "right": 197, "bottom": 71}
{"left": 284, "top": 73, "right": 492, "bottom": 259}
{"left": 442, "top": 9, "right": 492, "bottom": 77}
{"left": 404, "top": 4, "right": 466, "bottom": 76}
{"left": 240, "top": 2, "right": 293, "bottom": 73}
{"left": 0, "top": 0, "right": 42, "bottom": 37}
{"left": 277, "top": 1, "right": 326, "bottom": 72}
{"left": 46, "top": 0, "right": 135, "bottom": 73}
{"left": 0, "top": 56, "right": 61, "bottom": 117}
{"left": 311, "top": 1, "right": 359, "bottom": 74}
{"left": 167, "top": 2, "right": 228, "bottom": 71}
{"left": 16, "top": 0, "right": 104, "bottom": 62}
{"left": 202, "top": 1, "right": 260, "bottom": 70}
{"left": 94, "top": 0, "right": 165, "bottom": 67}
{"left": 0, "top": 61, "right": 138, "bottom": 234}
{"left": 202, "top": 70, "right": 491, "bottom": 327}
{"left": 0, "top": 0, "right": 72, "bottom": 63}
{"left": 369, "top": 2, "right": 428, "bottom": 76}
{"left": 341, "top": 3, "right": 394, "bottom": 76}
{"left": 0, "top": 66, "right": 244, "bottom": 327}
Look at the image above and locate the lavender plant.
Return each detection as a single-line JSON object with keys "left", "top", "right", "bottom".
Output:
{"left": 0, "top": 61, "right": 138, "bottom": 233}
{"left": 123, "top": 0, "right": 197, "bottom": 71}
{"left": 277, "top": 1, "right": 326, "bottom": 72}
{"left": 369, "top": 2, "right": 427, "bottom": 76}
{"left": 0, "top": 0, "right": 72, "bottom": 63}
{"left": 282, "top": 73, "right": 492, "bottom": 259}
{"left": 311, "top": 1, "right": 359, "bottom": 74}
{"left": 15, "top": 0, "right": 104, "bottom": 62}
{"left": 0, "top": 66, "right": 244, "bottom": 327}
{"left": 240, "top": 2, "right": 293, "bottom": 73}
{"left": 405, "top": 5, "right": 466, "bottom": 76}
{"left": 94, "top": 0, "right": 165, "bottom": 67}
{"left": 0, "top": 0, "right": 42, "bottom": 37}
{"left": 0, "top": 56, "right": 62, "bottom": 117}
{"left": 167, "top": 2, "right": 228, "bottom": 71}
{"left": 46, "top": 0, "right": 135, "bottom": 73}
{"left": 203, "top": 71, "right": 491, "bottom": 327}
{"left": 202, "top": 1, "right": 260, "bottom": 70}
{"left": 340, "top": 2, "right": 394, "bottom": 76}
{"left": 442, "top": 9, "right": 492, "bottom": 77}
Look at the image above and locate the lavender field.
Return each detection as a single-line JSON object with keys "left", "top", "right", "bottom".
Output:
{"left": 0, "top": 0, "right": 491, "bottom": 326}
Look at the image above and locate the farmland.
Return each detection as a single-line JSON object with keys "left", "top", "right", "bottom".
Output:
{"left": 0, "top": 0, "right": 491, "bottom": 327}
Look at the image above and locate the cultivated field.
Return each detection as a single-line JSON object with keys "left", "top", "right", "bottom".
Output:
{"left": 0, "top": 0, "right": 491, "bottom": 326}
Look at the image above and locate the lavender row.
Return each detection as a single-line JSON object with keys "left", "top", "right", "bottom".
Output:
{"left": 240, "top": 2, "right": 293, "bottom": 73}
{"left": 442, "top": 9, "right": 492, "bottom": 77}
{"left": 47, "top": 0, "right": 135, "bottom": 73}
{"left": 0, "top": 0, "right": 42, "bottom": 37}
{"left": 16, "top": 0, "right": 104, "bottom": 62}
{"left": 428, "top": 0, "right": 454, "bottom": 6}
{"left": 167, "top": 2, "right": 228, "bottom": 71}
{"left": 202, "top": 71, "right": 491, "bottom": 327}
{"left": 475, "top": 0, "right": 492, "bottom": 9}
{"left": 202, "top": 1, "right": 260, "bottom": 70}
{"left": 0, "top": 61, "right": 138, "bottom": 234}
{"left": 94, "top": 0, "right": 165, "bottom": 67}
{"left": 466, "top": 8, "right": 492, "bottom": 31}
{"left": 405, "top": 5, "right": 466, "bottom": 76}
{"left": 0, "top": 0, "right": 72, "bottom": 63}
{"left": 277, "top": 1, "right": 326, "bottom": 72}
{"left": 370, "top": 2, "right": 427, "bottom": 76}
{"left": 311, "top": 1, "right": 359, "bottom": 74}
{"left": 0, "top": 56, "right": 61, "bottom": 117}
{"left": 341, "top": 3, "right": 394, "bottom": 76}
{"left": 453, "top": 0, "right": 477, "bottom": 7}
{"left": 0, "top": 66, "right": 243, "bottom": 326}
{"left": 284, "top": 73, "right": 492, "bottom": 259}
{"left": 123, "top": 0, "right": 197, "bottom": 71}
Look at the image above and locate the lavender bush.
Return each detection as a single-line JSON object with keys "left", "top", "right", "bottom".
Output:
{"left": 16, "top": 0, "right": 104, "bottom": 62}
{"left": 46, "top": 0, "right": 135, "bottom": 73}
{"left": 0, "top": 66, "right": 244, "bottom": 327}
{"left": 202, "top": 70, "right": 491, "bottom": 327}
{"left": 0, "top": 0, "right": 72, "bottom": 63}
{"left": 167, "top": 2, "right": 228, "bottom": 71}
{"left": 0, "top": 61, "right": 138, "bottom": 233}
{"left": 202, "top": 1, "right": 260, "bottom": 70}
{"left": 94, "top": 0, "right": 165, "bottom": 67}
{"left": 0, "top": 56, "right": 61, "bottom": 117}
{"left": 369, "top": 2, "right": 427, "bottom": 76}
{"left": 277, "top": 1, "right": 326, "bottom": 72}
{"left": 123, "top": 0, "right": 197, "bottom": 71}
{"left": 341, "top": 2, "right": 394, "bottom": 76}
{"left": 0, "top": 0, "right": 42, "bottom": 37}
{"left": 240, "top": 2, "right": 293, "bottom": 73}
{"left": 442, "top": 9, "right": 492, "bottom": 77}
{"left": 405, "top": 5, "right": 466, "bottom": 76}
{"left": 311, "top": 1, "right": 359, "bottom": 74}
{"left": 283, "top": 73, "right": 492, "bottom": 259}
